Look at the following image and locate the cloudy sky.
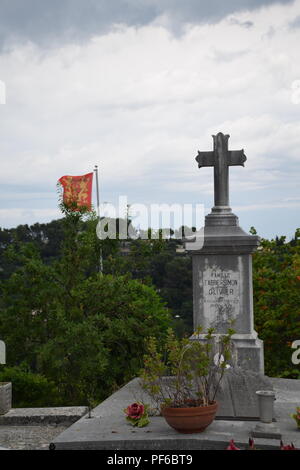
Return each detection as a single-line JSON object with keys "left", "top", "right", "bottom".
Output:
{"left": 0, "top": 0, "right": 300, "bottom": 239}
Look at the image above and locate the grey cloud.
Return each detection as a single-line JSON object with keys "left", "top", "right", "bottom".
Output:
{"left": 289, "top": 15, "right": 300, "bottom": 28}
{"left": 211, "top": 48, "right": 250, "bottom": 62}
{"left": 229, "top": 17, "right": 254, "bottom": 27}
{"left": 0, "top": 0, "right": 294, "bottom": 49}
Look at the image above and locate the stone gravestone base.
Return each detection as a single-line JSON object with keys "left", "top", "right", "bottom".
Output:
{"left": 230, "top": 333, "right": 264, "bottom": 374}
{"left": 251, "top": 422, "right": 281, "bottom": 439}
{"left": 215, "top": 368, "right": 273, "bottom": 419}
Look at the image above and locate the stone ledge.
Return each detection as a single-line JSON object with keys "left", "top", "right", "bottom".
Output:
{"left": 0, "top": 406, "right": 88, "bottom": 426}
{"left": 0, "top": 425, "right": 68, "bottom": 450}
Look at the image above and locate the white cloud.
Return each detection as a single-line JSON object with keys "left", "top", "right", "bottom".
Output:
{"left": 235, "top": 201, "right": 300, "bottom": 211}
{"left": 0, "top": 0, "right": 300, "bottom": 237}
{"left": 0, "top": 208, "right": 61, "bottom": 229}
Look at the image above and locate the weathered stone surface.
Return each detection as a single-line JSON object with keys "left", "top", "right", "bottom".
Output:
{"left": 190, "top": 245, "right": 264, "bottom": 373}
{"left": 0, "top": 383, "right": 12, "bottom": 415}
{"left": 0, "top": 406, "right": 88, "bottom": 426}
{"left": 216, "top": 368, "right": 273, "bottom": 419}
{"left": 0, "top": 341, "right": 6, "bottom": 364}
{"left": 0, "top": 425, "right": 68, "bottom": 450}
{"left": 0, "top": 407, "right": 88, "bottom": 449}
{"left": 270, "top": 377, "right": 300, "bottom": 403}
{"left": 192, "top": 254, "right": 254, "bottom": 334}
{"left": 251, "top": 422, "right": 281, "bottom": 439}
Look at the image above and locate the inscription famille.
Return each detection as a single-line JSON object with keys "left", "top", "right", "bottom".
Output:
{"left": 205, "top": 271, "right": 238, "bottom": 297}
{"left": 204, "top": 270, "right": 239, "bottom": 301}
{"left": 203, "top": 268, "right": 240, "bottom": 331}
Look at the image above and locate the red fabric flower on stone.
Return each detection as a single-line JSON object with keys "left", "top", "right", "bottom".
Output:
{"left": 226, "top": 439, "right": 241, "bottom": 450}
{"left": 125, "top": 403, "right": 145, "bottom": 420}
{"left": 280, "top": 441, "right": 296, "bottom": 450}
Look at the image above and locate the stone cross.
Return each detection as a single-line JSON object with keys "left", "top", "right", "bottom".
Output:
{"left": 195, "top": 132, "right": 246, "bottom": 208}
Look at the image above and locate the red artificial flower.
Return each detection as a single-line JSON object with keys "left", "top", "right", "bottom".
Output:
{"left": 226, "top": 439, "right": 241, "bottom": 450}
{"left": 125, "top": 403, "right": 145, "bottom": 420}
{"left": 280, "top": 440, "right": 296, "bottom": 450}
{"left": 249, "top": 438, "right": 255, "bottom": 450}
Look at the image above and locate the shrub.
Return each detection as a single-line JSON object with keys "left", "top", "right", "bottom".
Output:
{"left": 0, "top": 366, "right": 62, "bottom": 407}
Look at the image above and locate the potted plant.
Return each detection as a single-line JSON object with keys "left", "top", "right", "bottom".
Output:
{"left": 291, "top": 406, "right": 300, "bottom": 429}
{"left": 140, "top": 326, "right": 234, "bottom": 433}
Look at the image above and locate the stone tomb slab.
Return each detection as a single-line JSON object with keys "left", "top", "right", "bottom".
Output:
{"left": 51, "top": 377, "right": 300, "bottom": 450}
{"left": 216, "top": 368, "right": 273, "bottom": 419}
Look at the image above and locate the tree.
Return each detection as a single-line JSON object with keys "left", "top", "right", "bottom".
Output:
{"left": 37, "top": 274, "right": 170, "bottom": 404}
{"left": 252, "top": 230, "right": 300, "bottom": 378}
{"left": 0, "top": 205, "right": 171, "bottom": 405}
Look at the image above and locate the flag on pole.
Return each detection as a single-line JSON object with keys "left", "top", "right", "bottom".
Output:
{"left": 58, "top": 172, "right": 93, "bottom": 210}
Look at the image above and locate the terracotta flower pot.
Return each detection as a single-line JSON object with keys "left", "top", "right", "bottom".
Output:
{"left": 161, "top": 401, "right": 218, "bottom": 434}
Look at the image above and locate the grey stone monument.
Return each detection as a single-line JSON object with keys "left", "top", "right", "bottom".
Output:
{"left": 188, "top": 132, "right": 264, "bottom": 375}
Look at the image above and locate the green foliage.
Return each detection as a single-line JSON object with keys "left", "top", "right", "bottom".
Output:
{"left": 0, "top": 219, "right": 65, "bottom": 280}
{"left": 123, "top": 402, "right": 150, "bottom": 427}
{"left": 252, "top": 229, "right": 300, "bottom": 378}
{"left": 126, "top": 414, "right": 149, "bottom": 428}
{"left": 0, "top": 366, "right": 62, "bottom": 407}
{"left": 0, "top": 208, "right": 171, "bottom": 406}
{"left": 35, "top": 273, "right": 170, "bottom": 405}
{"left": 0, "top": 217, "right": 192, "bottom": 334}
{"left": 291, "top": 406, "right": 300, "bottom": 429}
{"left": 105, "top": 238, "right": 193, "bottom": 334}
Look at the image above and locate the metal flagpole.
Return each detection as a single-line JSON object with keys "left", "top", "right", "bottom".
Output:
{"left": 94, "top": 164, "right": 103, "bottom": 274}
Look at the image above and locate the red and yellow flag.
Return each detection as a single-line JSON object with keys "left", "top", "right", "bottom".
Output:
{"left": 58, "top": 172, "right": 93, "bottom": 210}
